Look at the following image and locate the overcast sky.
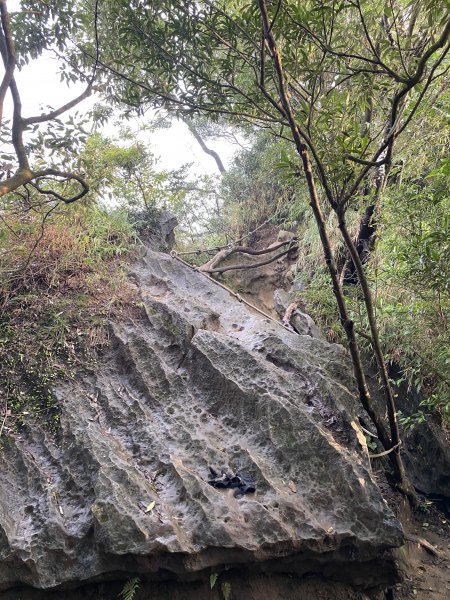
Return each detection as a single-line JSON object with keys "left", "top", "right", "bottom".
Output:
{"left": 5, "top": 0, "right": 237, "bottom": 176}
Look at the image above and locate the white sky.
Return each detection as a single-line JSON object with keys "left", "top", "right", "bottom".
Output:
{"left": 4, "top": 0, "right": 237, "bottom": 176}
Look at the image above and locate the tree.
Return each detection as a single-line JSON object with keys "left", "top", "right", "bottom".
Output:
{"left": 0, "top": 0, "right": 100, "bottom": 203}
{"left": 255, "top": 1, "right": 448, "bottom": 503}
{"left": 59, "top": 0, "right": 450, "bottom": 501}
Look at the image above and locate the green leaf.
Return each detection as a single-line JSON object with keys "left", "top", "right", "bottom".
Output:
{"left": 221, "top": 581, "right": 232, "bottom": 600}
{"left": 119, "top": 577, "right": 141, "bottom": 600}
{"left": 210, "top": 573, "right": 218, "bottom": 589}
{"left": 145, "top": 500, "right": 156, "bottom": 513}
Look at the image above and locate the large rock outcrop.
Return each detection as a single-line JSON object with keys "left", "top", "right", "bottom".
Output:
{"left": 0, "top": 247, "right": 403, "bottom": 596}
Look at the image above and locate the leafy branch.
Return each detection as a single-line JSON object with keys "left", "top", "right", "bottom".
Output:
{"left": 0, "top": 0, "right": 102, "bottom": 202}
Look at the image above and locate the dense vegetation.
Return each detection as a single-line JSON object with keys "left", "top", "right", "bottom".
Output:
{"left": 0, "top": 0, "right": 448, "bottom": 501}
{"left": 217, "top": 131, "right": 450, "bottom": 427}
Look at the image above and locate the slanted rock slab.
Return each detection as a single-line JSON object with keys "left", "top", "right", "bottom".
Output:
{"left": 0, "top": 247, "right": 403, "bottom": 595}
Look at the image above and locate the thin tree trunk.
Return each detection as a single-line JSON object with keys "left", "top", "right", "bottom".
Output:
{"left": 297, "top": 149, "right": 395, "bottom": 457}
{"left": 339, "top": 202, "right": 376, "bottom": 285}
{"left": 183, "top": 117, "right": 227, "bottom": 174}
{"left": 337, "top": 211, "right": 416, "bottom": 503}
{"left": 258, "top": 0, "right": 391, "bottom": 450}
{"left": 258, "top": 0, "right": 416, "bottom": 503}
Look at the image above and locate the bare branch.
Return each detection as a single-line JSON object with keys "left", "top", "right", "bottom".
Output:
{"left": 0, "top": 1, "right": 100, "bottom": 202}
{"left": 199, "top": 244, "right": 297, "bottom": 274}
{"left": 183, "top": 117, "right": 226, "bottom": 174}
{"left": 0, "top": 167, "right": 89, "bottom": 202}
{"left": 23, "top": 85, "right": 93, "bottom": 126}
{"left": 30, "top": 169, "right": 89, "bottom": 203}
{"left": 345, "top": 154, "right": 387, "bottom": 167}
{"left": 229, "top": 240, "right": 294, "bottom": 256}
{"left": 410, "top": 16, "right": 450, "bottom": 84}
{"left": 0, "top": 0, "right": 15, "bottom": 125}
{"left": 23, "top": 0, "right": 100, "bottom": 126}
{"left": 21, "top": 201, "right": 60, "bottom": 271}
{"left": 0, "top": 168, "right": 33, "bottom": 196}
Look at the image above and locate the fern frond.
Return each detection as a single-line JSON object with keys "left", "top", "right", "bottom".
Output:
{"left": 119, "top": 576, "right": 141, "bottom": 600}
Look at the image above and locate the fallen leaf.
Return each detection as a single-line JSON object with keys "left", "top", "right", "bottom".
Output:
{"left": 288, "top": 480, "right": 297, "bottom": 493}
{"left": 145, "top": 500, "right": 156, "bottom": 513}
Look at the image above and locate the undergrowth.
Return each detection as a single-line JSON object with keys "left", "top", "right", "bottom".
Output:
{"left": 0, "top": 200, "right": 139, "bottom": 437}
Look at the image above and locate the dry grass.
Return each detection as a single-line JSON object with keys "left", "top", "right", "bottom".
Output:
{"left": 0, "top": 203, "right": 140, "bottom": 437}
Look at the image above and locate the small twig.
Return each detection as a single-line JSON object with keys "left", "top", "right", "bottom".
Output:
{"left": 359, "top": 424, "right": 378, "bottom": 439}
{"left": 268, "top": 0, "right": 282, "bottom": 33}
{"left": 355, "top": 327, "right": 373, "bottom": 343}
{"left": 369, "top": 440, "right": 401, "bottom": 459}
{"left": 403, "top": 533, "right": 439, "bottom": 557}
{"left": 0, "top": 212, "right": 20, "bottom": 238}
{"left": 21, "top": 201, "right": 60, "bottom": 271}
{"left": 0, "top": 398, "right": 8, "bottom": 437}
{"left": 29, "top": 169, "right": 89, "bottom": 203}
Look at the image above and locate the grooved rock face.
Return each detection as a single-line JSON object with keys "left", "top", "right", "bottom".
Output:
{"left": 0, "top": 248, "right": 403, "bottom": 593}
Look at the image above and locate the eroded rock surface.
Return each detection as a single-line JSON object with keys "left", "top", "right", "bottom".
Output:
{"left": 0, "top": 247, "right": 403, "bottom": 595}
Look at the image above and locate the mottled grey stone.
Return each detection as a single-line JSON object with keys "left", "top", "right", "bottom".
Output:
{"left": 273, "top": 289, "right": 324, "bottom": 339}
{"left": 157, "top": 211, "right": 178, "bottom": 248}
{"left": 0, "top": 247, "right": 403, "bottom": 595}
